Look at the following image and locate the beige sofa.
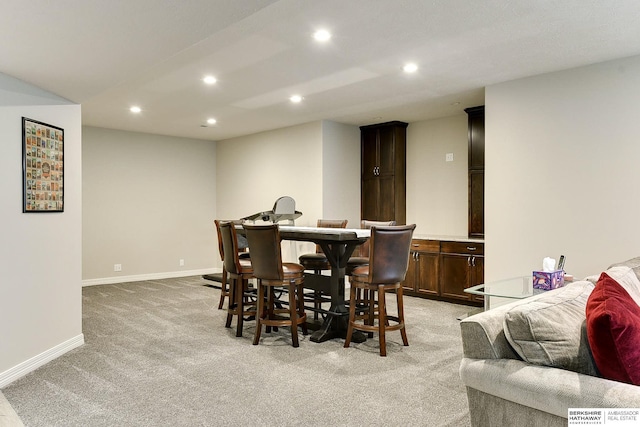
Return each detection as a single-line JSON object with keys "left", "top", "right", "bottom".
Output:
{"left": 459, "top": 275, "right": 640, "bottom": 426}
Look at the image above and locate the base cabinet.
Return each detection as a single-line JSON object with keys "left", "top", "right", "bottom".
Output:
{"left": 403, "top": 239, "right": 439, "bottom": 296}
{"left": 402, "top": 239, "right": 483, "bottom": 306}
{"left": 440, "top": 242, "right": 484, "bottom": 303}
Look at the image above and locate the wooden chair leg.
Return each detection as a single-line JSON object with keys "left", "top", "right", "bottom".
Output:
{"left": 253, "top": 281, "right": 265, "bottom": 345}
{"left": 378, "top": 285, "right": 387, "bottom": 357}
{"left": 397, "top": 286, "right": 409, "bottom": 346}
{"left": 344, "top": 285, "right": 357, "bottom": 348}
{"left": 235, "top": 279, "right": 246, "bottom": 337}
{"left": 225, "top": 277, "right": 235, "bottom": 328}
{"left": 288, "top": 281, "right": 299, "bottom": 347}
{"left": 218, "top": 268, "right": 228, "bottom": 310}
{"left": 297, "top": 283, "right": 308, "bottom": 336}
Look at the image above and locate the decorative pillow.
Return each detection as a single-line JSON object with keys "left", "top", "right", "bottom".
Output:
{"left": 503, "top": 281, "right": 597, "bottom": 376}
{"left": 586, "top": 271, "right": 640, "bottom": 385}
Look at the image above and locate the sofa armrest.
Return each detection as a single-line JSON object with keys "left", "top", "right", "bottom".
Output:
{"left": 460, "top": 303, "right": 521, "bottom": 360}
{"left": 460, "top": 358, "right": 640, "bottom": 418}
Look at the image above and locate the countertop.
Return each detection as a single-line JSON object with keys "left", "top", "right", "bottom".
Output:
{"left": 412, "top": 234, "right": 484, "bottom": 244}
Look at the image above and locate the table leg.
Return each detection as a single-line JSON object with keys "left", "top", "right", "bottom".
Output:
{"left": 309, "top": 242, "right": 366, "bottom": 343}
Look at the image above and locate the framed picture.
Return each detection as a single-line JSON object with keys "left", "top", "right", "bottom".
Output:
{"left": 22, "top": 117, "right": 64, "bottom": 213}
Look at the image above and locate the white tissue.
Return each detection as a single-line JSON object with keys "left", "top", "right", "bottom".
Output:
{"left": 542, "top": 257, "right": 556, "bottom": 272}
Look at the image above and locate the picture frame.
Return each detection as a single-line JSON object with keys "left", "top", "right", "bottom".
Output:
{"left": 22, "top": 117, "right": 64, "bottom": 213}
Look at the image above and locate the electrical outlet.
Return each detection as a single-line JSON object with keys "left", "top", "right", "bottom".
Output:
{"left": 114, "top": 264, "right": 122, "bottom": 272}
{"left": 179, "top": 259, "right": 185, "bottom": 267}
{"left": 446, "top": 153, "right": 454, "bottom": 162}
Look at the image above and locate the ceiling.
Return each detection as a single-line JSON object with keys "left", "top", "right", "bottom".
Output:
{"left": 3, "top": 0, "right": 640, "bottom": 141}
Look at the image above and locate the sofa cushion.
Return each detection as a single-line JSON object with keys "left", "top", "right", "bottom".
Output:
{"left": 586, "top": 270, "right": 640, "bottom": 385}
{"left": 503, "top": 281, "right": 597, "bottom": 376}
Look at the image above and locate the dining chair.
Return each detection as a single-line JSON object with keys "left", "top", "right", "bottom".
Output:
{"left": 219, "top": 221, "right": 256, "bottom": 337}
{"left": 214, "top": 219, "right": 250, "bottom": 310}
{"left": 298, "top": 219, "right": 348, "bottom": 320}
{"left": 344, "top": 224, "right": 416, "bottom": 356}
{"left": 244, "top": 224, "right": 308, "bottom": 347}
{"left": 345, "top": 220, "right": 396, "bottom": 276}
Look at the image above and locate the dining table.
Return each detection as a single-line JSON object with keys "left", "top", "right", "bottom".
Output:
{"left": 237, "top": 224, "right": 370, "bottom": 343}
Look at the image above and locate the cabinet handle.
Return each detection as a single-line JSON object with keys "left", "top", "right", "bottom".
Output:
{"left": 467, "top": 256, "right": 471, "bottom": 267}
{"left": 412, "top": 244, "right": 420, "bottom": 247}
{"left": 467, "top": 246, "right": 476, "bottom": 251}
{"left": 471, "top": 256, "right": 476, "bottom": 267}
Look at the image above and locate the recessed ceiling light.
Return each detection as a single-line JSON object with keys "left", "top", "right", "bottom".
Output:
{"left": 203, "top": 75, "right": 217, "bottom": 85}
{"left": 290, "top": 95, "right": 303, "bottom": 103}
{"left": 403, "top": 63, "right": 418, "bottom": 73}
{"left": 130, "top": 106, "right": 141, "bottom": 113}
{"left": 313, "top": 29, "right": 331, "bottom": 42}
{"left": 206, "top": 118, "right": 217, "bottom": 125}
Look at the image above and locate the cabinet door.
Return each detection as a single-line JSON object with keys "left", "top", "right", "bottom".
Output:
{"left": 377, "top": 175, "right": 396, "bottom": 221}
{"left": 468, "top": 110, "right": 485, "bottom": 171}
{"left": 361, "top": 176, "right": 380, "bottom": 221}
{"left": 469, "top": 170, "right": 484, "bottom": 238}
{"left": 402, "top": 252, "right": 418, "bottom": 291}
{"left": 416, "top": 252, "right": 439, "bottom": 296}
{"left": 378, "top": 126, "right": 396, "bottom": 176}
{"left": 470, "top": 256, "right": 484, "bottom": 303}
{"left": 361, "top": 128, "right": 378, "bottom": 180}
{"left": 439, "top": 253, "right": 472, "bottom": 301}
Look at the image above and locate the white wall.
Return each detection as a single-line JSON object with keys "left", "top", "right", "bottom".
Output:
{"left": 321, "top": 121, "right": 361, "bottom": 227}
{"left": 406, "top": 115, "right": 469, "bottom": 235}
{"left": 0, "top": 73, "right": 83, "bottom": 386}
{"left": 82, "top": 127, "right": 217, "bottom": 283}
{"left": 486, "top": 54, "right": 640, "bottom": 281}
{"left": 216, "top": 120, "right": 361, "bottom": 261}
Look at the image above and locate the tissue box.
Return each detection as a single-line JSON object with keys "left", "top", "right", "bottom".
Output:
{"left": 533, "top": 270, "right": 565, "bottom": 290}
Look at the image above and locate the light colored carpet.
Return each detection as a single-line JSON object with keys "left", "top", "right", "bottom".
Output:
{"left": 2, "top": 276, "right": 472, "bottom": 426}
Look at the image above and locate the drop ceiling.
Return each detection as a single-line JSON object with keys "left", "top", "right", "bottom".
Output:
{"left": 2, "top": 0, "right": 640, "bottom": 141}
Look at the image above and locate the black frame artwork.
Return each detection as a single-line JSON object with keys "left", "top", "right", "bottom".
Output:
{"left": 22, "top": 117, "right": 64, "bottom": 213}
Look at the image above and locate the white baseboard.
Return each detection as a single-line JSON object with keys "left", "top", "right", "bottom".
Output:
{"left": 0, "top": 334, "right": 84, "bottom": 388}
{"left": 82, "top": 268, "right": 221, "bottom": 287}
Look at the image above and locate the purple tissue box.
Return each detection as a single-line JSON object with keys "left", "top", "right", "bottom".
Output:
{"left": 533, "top": 270, "right": 565, "bottom": 290}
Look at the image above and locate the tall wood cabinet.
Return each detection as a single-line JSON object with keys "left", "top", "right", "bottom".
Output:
{"left": 360, "top": 121, "right": 407, "bottom": 224}
{"left": 465, "top": 106, "right": 485, "bottom": 238}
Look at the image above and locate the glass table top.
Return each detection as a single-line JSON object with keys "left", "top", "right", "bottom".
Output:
{"left": 465, "top": 276, "right": 546, "bottom": 299}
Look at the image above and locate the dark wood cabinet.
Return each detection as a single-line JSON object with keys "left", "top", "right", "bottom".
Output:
{"left": 465, "top": 106, "right": 484, "bottom": 238}
{"left": 361, "top": 121, "right": 407, "bottom": 224}
{"left": 402, "top": 239, "right": 439, "bottom": 296}
{"left": 439, "top": 241, "right": 484, "bottom": 303}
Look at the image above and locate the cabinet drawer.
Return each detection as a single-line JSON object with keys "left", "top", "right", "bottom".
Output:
{"left": 410, "top": 239, "right": 439, "bottom": 253}
{"left": 440, "top": 241, "right": 484, "bottom": 255}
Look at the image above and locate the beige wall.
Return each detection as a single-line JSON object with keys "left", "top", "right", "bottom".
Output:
{"left": 82, "top": 127, "right": 217, "bottom": 282}
{"left": 215, "top": 120, "right": 361, "bottom": 261}
{"left": 406, "top": 114, "right": 469, "bottom": 235}
{"left": 0, "top": 73, "right": 83, "bottom": 386}
{"left": 486, "top": 54, "right": 640, "bottom": 281}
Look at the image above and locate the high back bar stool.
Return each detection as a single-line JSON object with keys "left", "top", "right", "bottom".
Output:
{"left": 344, "top": 224, "right": 416, "bottom": 356}
{"left": 298, "top": 219, "right": 348, "bottom": 320}
{"left": 214, "top": 219, "right": 250, "bottom": 310}
{"left": 244, "top": 224, "right": 308, "bottom": 347}
{"left": 345, "top": 220, "right": 396, "bottom": 276}
{"left": 219, "top": 221, "right": 256, "bottom": 337}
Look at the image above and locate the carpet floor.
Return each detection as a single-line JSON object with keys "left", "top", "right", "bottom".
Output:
{"left": 2, "top": 276, "right": 473, "bottom": 426}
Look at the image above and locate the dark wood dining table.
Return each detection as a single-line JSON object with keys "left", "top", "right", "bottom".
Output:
{"left": 238, "top": 224, "right": 370, "bottom": 343}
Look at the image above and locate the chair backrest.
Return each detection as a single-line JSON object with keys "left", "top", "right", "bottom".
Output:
{"left": 215, "top": 219, "right": 248, "bottom": 262}
{"left": 357, "top": 219, "right": 396, "bottom": 257}
{"left": 367, "top": 224, "right": 416, "bottom": 284}
{"left": 314, "top": 219, "right": 348, "bottom": 253}
{"left": 243, "top": 224, "right": 284, "bottom": 281}
{"left": 219, "top": 221, "right": 243, "bottom": 275}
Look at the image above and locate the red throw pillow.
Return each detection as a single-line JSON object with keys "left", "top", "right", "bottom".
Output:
{"left": 586, "top": 272, "right": 640, "bottom": 385}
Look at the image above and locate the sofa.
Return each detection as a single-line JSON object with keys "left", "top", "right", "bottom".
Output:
{"left": 459, "top": 258, "right": 640, "bottom": 426}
